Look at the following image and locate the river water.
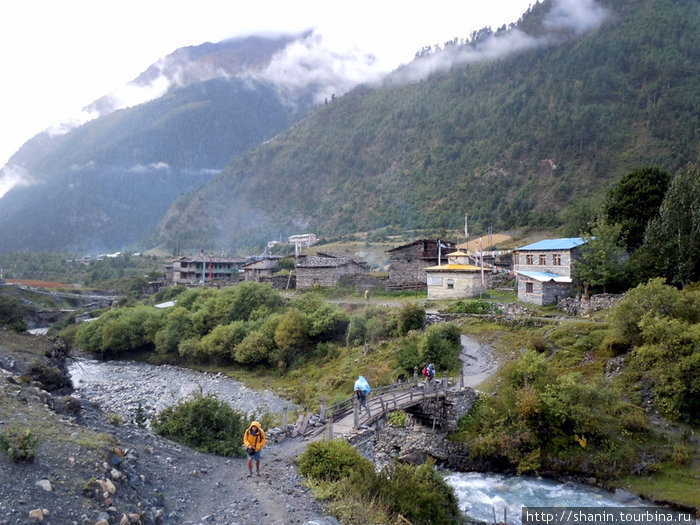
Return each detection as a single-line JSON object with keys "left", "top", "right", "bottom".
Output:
{"left": 445, "top": 472, "right": 654, "bottom": 524}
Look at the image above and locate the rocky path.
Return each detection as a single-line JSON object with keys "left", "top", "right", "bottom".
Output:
{"left": 65, "top": 358, "right": 336, "bottom": 525}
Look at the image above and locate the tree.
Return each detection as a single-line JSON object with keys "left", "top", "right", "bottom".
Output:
{"left": 637, "top": 164, "right": 700, "bottom": 287}
{"left": 573, "top": 219, "right": 629, "bottom": 295}
{"left": 604, "top": 166, "right": 670, "bottom": 251}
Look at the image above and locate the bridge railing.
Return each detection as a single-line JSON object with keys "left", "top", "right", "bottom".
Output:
{"left": 325, "top": 375, "right": 449, "bottom": 424}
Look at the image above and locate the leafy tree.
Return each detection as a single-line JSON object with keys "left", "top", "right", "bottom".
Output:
{"left": 637, "top": 164, "right": 700, "bottom": 287}
{"left": 573, "top": 219, "right": 630, "bottom": 295}
{"left": 274, "top": 308, "right": 307, "bottom": 353}
{"left": 604, "top": 166, "right": 670, "bottom": 251}
{"left": 233, "top": 330, "right": 275, "bottom": 365}
{"left": 195, "top": 321, "right": 248, "bottom": 363}
{"left": 154, "top": 306, "right": 195, "bottom": 354}
{"left": 609, "top": 278, "right": 698, "bottom": 348}
{"left": 215, "top": 282, "right": 282, "bottom": 323}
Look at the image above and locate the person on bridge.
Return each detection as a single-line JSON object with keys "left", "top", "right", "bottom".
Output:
{"left": 422, "top": 363, "right": 436, "bottom": 383}
{"left": 354, "top": 375, "right": 370, "bottom": 412}
{"left": 243, "top": 420, "right": 267, "bottom": 477}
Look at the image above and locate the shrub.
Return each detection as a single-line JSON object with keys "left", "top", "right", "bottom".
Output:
{"left": 151, "top": 392, "right": 246, "bottom": 457}
{"left": 418, "top": 323, "right": 461, "bottom": 372}
{"left": 445, "top": 299, "right": 491, "bottom": 314}
{"left": 369, "top": 462, "right": 462, "bottom": 525}
{"left": 234, "top": 330, "right": 275, "bottom": 365}
{"left": 394, "top": 303, "right": 426, "bottom": 336}
{"left": 397, "top": 333, "right": 423, "bottom": 374}
{"left": 297, "top": 439, "right": 373, "bottom": 482}
{"left": 0, "top": 426, "right": 39, "bottom": 463}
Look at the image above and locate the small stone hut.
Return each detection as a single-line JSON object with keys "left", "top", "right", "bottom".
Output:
{"left": 295, "top": 253, "right": 369, "bottom": 290}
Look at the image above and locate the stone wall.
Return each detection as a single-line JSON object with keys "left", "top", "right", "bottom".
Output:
{"left": 296, "top": 263, "right": 366, "bottom": 290}
{"left": 338, "top": 273, "right": 388, "bottom": 293}
{"left": 558, "top": 293, "right": 622, "bottom": 316}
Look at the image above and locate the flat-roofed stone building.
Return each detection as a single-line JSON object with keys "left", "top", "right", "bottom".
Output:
{"left": 513, "top": 238, "right": 586, "bottom": 305}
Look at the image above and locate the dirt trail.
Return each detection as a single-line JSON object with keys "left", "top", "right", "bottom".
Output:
{"left": 460, "top": 334, "right": 499, "bottom": 387}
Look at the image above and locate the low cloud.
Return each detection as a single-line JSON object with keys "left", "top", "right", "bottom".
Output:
{"left": 390, "top": 0, "right": 609, "bottom": 85}
{"left": 0, "top": 164, "right": 35, "bottom": 198}
{"left": 128, "top": 162, "right": 171, "bottom": 173}
{"left": 254, "top": 31, "right": 386, "bottom": 103}
{"left": 544, "top": 0, "right": 610, "bottom": 34}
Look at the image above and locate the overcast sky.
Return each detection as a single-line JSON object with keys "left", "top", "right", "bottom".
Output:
{"left": 0, "top": 0, "right": 534, "bottom": 168}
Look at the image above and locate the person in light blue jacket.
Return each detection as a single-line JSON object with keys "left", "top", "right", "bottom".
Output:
{"left": 353, "top": 375, "right": 370, "bottom": 412}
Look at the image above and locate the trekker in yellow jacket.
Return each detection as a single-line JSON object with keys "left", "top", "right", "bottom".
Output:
{"left": 243, "top": 420, "right": 267, "bottom": 477}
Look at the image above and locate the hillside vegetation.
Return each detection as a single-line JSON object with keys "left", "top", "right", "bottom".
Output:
{"left": 156, "top": 0, "right": 699, "bottom": 253}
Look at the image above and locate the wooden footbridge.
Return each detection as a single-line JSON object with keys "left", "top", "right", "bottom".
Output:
{"left": 287, "top": 370, "right": 478, "bottom": 440}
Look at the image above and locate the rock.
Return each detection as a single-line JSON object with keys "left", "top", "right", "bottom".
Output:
{"left": 28, "top": 508, "right": 44, "bottom": 521}
{"left": 120, "top": 515, "right": 130, "bottom": 525}
{"left": 35, "top": 479, "right": 52, "bottom": 492}
{"left": 110, "top": 468, "right": 121, "bottom": 480}
{"left": 104, "top": 479, "right": 117, "bottom": 494}
{"left": 128, "top": 513, "right": 141, "bottom": 522}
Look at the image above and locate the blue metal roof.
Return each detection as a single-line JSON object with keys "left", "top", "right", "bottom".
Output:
{"left": 516, "top": 237, "right": 586, "bottom": 251}
{"left": 515, "top": 270, "right": 572, "bottom": 283}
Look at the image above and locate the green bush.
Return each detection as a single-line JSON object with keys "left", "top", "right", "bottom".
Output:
{"left": 394, "top": 303, "right": 426, "bottom": 335}
{"left": 297, "top": 439, "right": 373, "bottom": 482}
{"left": 445, "top": 299, "right": 492, "bottom": 314}
{"left": 0, "top": 426, "right": 39, "bottom": 463}
{"left": 299, "top": 440, "right": 462, "bottom": 525}
{"left": 418, "top": 323, "right": 461, "bottom": 372}
{"left": 368, "top": 462, "right": 462, "bottom": 525}
{"left": 151, "top": 392, "right": 246, "bottom": 457}
{"left": 396, "top": 332, "right": 423, "bottom": 374}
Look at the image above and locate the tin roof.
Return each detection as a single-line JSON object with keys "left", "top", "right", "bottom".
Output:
{"left": 515, "top": 270, "right": 572, "bottom": 283}
{"left": 516, "top": 238, "right": 586, "bottom": 251}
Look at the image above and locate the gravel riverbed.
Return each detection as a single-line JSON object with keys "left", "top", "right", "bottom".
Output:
{"left": 69, "top": 358, "right": 296, "bottom": 425}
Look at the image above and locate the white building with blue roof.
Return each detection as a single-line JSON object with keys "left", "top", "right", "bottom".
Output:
{"left": 513, "top": 237, "right": 587, "bottom": 305}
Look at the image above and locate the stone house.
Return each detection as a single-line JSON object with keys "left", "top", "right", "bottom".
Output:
{"left": 387, "top": 239, "right": 456, "bottom": 291}
{"left": 513, "top": 238, "right": 586, "bottom": 305}
{"left": 165, "top": 256, "right": 247, "bottom": 285}
{"left": 242, "top": 256, "right": 281, "bottom": 282}
{"left": 425, "top": 250, "right": 485, "bottom": 299}
{"left": 295, "top": 253, "right": 369, "bottom": 291}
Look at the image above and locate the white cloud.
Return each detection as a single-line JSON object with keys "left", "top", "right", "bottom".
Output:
{"left": 544, "top": 0, "right": 610, "bottom": 33}
{"left": 0, "top": 164, "right": 35, "bottom": 198}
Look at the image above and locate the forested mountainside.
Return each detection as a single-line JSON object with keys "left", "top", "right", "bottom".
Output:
{"left": 0, "top": 34, "right": 316, "bottom": 253}
{"left": 154, "top": 0, "right": 698, "bottom": 254}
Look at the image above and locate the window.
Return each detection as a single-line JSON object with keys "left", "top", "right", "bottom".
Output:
{"left": 539, "top": 254, "right": 547, "bottom": 265}
{"left": 553, "top": 254, "right": 562, "bottom": 265}
{"left": 525, "top": 282, "right": 534, "bottom": 293}
{"left": 526, "top": 254, "right": 534, "bottom": 265}
{"left": 447, "top": 279, "right": 454, "bottom": 289}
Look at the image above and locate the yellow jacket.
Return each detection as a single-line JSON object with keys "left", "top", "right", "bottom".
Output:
{"left": 243, "top": 421, "right": 267, "bottom": 452}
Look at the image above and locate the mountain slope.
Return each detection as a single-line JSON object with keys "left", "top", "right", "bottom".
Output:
{"left": 155, "top": 0, "right": 699, "bottom": 253}
{"left": 0, "top": 34, "right": 316, "bottom": 253}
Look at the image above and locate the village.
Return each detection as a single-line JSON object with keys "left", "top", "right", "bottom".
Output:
{"left": 163, "top": 234, "right": 589, "bottom": 307}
